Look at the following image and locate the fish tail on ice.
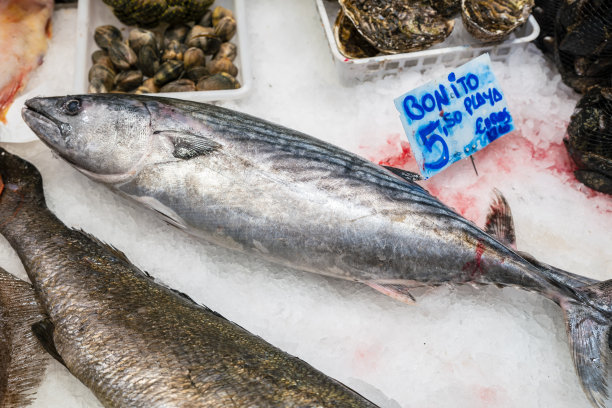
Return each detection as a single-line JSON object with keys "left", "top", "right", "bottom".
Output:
{"left": 0, "top": 147, "right": 46, "bottom": 209}
{"left": 559, "top": 280, "right": 612, "bottom": 408}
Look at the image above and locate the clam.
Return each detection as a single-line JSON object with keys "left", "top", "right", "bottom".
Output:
{"left": 186, "top": 66, "right": 210, "bottom": 82}
{"left": 129, "top": 28, "right": 158, "bottom": 55}
{"left": 153, "top": 60, "right": 184, "bottom": 87}
{"left": 88, "top": 78, "right": 109, "bottom": 94}
{"left": 333, "top": 9, "right": 379, "bottom": 59}
{"left": 92, "top": 52, "right": 115, "bottom": 71}
{"left": 162, "top": 40, "right": 188, "bottom": 61}
{"left": 184, "top": 47, "right": 206, "bottom": 70}
{"left": 196, "top": 72, "right": 240, "bottom": 91}
{"left": 212, "top": 6, "right": 233, "bottom": 26}
{"left": 160, "top": 79, "right": 197, "bottom": 93}
{"left": 461, "top": 0, "right": 534, "bottom": 43}
{"left": 88, "top": 64, "right": 116, "bottom": 90}
{"left": 138, "top": 45, "right": 160, "bottom": 77}
{"left": 338, "top": 0, "right": 455, "bottom": 53}
{"left": 94, "top": 25, "right": 122, "bottom": 50}
{"left": 91, "top": 50, "right": 108, "bottom": 64}
{"left": 199, "top": 9, "right": 213, "bottom": 27}
{"left": 114, "top": 70, "right": 143, "bottom": 92}
{"left": 164, "top": 24, "right": 190, "bottom": 47}
{"left": 108, "top": 39, "right": 137, "bottom": 71}
{"left": 215, "top": 42, "right": 237, "bottom": 61}
{"left": 207, "top": 57, "right": 238, "bottom": 77}
{"left": 214, "top": 16, "right": 237, "bottom": 42}
{"left": 134, "top": 78, "right": 159, "bottom": 94}
{"left": 186, "top": 25, "right": 221, "bottom": 55}
{"left": 564, "top": 86, "right": 612, "bottom": 194}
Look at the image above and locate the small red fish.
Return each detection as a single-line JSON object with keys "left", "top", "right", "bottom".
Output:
{"left": 0, "top": 0, "right": 53, "bottom": 123}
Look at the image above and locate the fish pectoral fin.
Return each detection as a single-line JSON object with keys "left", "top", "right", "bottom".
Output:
{"left": 32, "top": 318, "right": 66, "bottom": 367}
{"left": 484, "top": 189, "right": 516, "bottom": 249}
{"left": 382, "top": 166, "right": 423, "bottom": 182}
{"left": 365, "top": 281, "right": 416, "bottom": 304}
{"left": 155, "top": 130, "right": 222, "bottom": 160}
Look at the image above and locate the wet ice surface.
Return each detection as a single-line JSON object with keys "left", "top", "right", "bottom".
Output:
{"left": 0, "top": 1, "right": 610, "bottom": 408}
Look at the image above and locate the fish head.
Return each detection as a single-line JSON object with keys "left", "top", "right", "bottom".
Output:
{"left": 22, "top": 95, "right": 152, "bottom": 180}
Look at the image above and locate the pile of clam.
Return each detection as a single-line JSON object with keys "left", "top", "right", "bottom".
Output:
{"left": 89, "top": 6, "right": 239, "bottom": 94}
{"left": 332, "top": 0, "right": 535, "bottom": 59}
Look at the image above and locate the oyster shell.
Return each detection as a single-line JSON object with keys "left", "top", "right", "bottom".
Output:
{"left": 431, "top": 0, "right": 461, "bottom": 17}
{"left": 334, "top": 9, "right": 379, "bottom": 59}
{"left": 461, "top": 0, "right": 534, "bottom": 43}
{"left": 565, "top": 86, "right": 612, "bottom": 194}
{"left": 338, "top": 0, "right": 454, "bottom": 54}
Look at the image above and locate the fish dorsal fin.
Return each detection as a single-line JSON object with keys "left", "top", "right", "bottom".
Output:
{"left": 484, "top": 189, "right": 516, "bottom": 249}
{"left": 75, "top": 229, "right": 131, "bottom": 264}
{"left": 0, "top": 268, "right": 48, "bottom": 407}
{"left": 155, "top": 130, "right": 222, "bottom": 160}
{"left": 382, "top": 166, "right": 423, "bottom": 182}
{"left": 32, "top": 318, "right": 66, "bottom": 367}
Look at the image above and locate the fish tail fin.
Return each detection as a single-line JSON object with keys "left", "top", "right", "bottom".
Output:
{"left": 560, "top": 280, "right": 612, "bottom": 408}
{"left": 0, "top": 268, "right": 48, "bottom": 407}
{"left": 0, "top": 148, "right": 46, "bottom": 211}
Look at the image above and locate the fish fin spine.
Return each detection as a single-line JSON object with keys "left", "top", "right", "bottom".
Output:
{"left": 365, "top": 281, "right": 416, "bottom": 304}
{"left": 484, "top": 189, "right": 516, "bottom": 249}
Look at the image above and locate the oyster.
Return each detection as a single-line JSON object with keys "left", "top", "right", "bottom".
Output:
{"left": 565, "top": 87, "right": 612, "bottom": 194}
{"left": 334, "top": 9, "right": 379, "bottom": 59}
{"left": 461, "top": 0, "right": 534, "bottom": 43}
{"left": 338, "top": 0, "right": 454, "bottom": 54}
{"left": 431, "top": 0, "right": 461, "bottom": 17}
{"left": 102, "top": 0, "right": 213, "bottom": 28}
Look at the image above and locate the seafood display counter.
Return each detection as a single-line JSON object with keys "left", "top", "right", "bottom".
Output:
{"left": 0, "top": 1, "right": 610, "bottom": 408}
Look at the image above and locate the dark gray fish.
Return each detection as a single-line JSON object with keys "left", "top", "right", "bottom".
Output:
{"left": 0, "top": 267, "right": 48, "bottom": 407}
{"left": 0, "top": 148, "right": 378, "bottom": 408}
{"left": 21, "top": 94, "right": 612, "bottom": 407}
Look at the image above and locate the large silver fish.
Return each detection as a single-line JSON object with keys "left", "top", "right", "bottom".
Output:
{"left": 0, "top": 148, "right": 378, "bottom": 408}
{"left": 22, "top": 94, "right": 612, "bottom": 407}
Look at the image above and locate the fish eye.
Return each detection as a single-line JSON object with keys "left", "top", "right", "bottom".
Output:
{"left": 63, "top": 99, "right": 82, "bottom": 116}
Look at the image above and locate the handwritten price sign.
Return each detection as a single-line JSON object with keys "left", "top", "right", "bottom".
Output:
{"left": 394, "top": 54, "right": 514, "bottom": 178}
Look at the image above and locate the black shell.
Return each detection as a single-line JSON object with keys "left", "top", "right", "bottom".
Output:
{"left": 565, "top": 87, "right": 612, "bottom": 194}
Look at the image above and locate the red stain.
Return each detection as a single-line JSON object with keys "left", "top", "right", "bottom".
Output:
{"left": 352, "top": 344, "right": 381, "bottom": 375}
{"left": 462, "top": 240, "right": 486, "bottom": 280}
{"left": 477, "top": 387, "right": 497, "bottom": 403}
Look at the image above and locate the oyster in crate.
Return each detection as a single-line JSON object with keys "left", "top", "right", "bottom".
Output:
{"left": 338, "top": 0, "right": 455, "bottom": 54}
{"left": 461, "top": 0, "right": 534, "bottom": 43}
{"left": 334, "top": 9, "right": 379, "bottom": 58}
{"left": 102, "top": 0, "right": 214, "bottom": 27}
{"left": 565, "top": 87, "right": 612, "bottom": 194}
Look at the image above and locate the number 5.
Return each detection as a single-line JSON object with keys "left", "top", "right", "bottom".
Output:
{"left": 418, "top": 120, "right": 449, "bottom": 170}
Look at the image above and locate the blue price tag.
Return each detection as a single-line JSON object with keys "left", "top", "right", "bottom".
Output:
{"left": 394, "top": 54, "right": 514, "bottom": 179}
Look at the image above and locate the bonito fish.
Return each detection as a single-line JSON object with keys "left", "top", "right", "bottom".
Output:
{"left": 0, "top": 148, "right": 378, "bottom": 408}
{"left": 22, "top": 94, "right": 612, "bottom": 407}
{"left": 0, "top": 0, "right": 53, "bottom": 123}
{"left": 0, "top": 267, "right": 48, "bottom": 408}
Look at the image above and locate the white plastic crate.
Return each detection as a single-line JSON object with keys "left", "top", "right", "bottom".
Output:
{"left": 316, "top": 0, "right": 540, "bottom": 84}
{"left": 75, "top": 0, "right": 250, "bottom": 101}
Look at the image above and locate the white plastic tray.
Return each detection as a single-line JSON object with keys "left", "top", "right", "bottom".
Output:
{"left": 75, "top": 0, "right": 250, "bottom": 101}
{"left": 316, "top": 0, "right": 540, "bottom": 84}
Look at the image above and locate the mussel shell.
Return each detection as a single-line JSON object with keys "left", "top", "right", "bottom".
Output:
{"left": 160, "top": 79, "right": 197, "bottom": 93}
{"left": 162, "top": 40, "right": 188, "bottom": 61}
{"left": 134, "top": 77, "right": 159, "bottom": 94}
{"left": 153, "top": 60, "right": 184, "bottom": 86}
{"left": 138, "top": 45, "right": 160, "bottom": 77}
{"left": 461, "top": 0, "right": 534, "bottom": 43}
{"left": 207, "top": 57, "right": 238, "bottom": 77}
{"left": 186, "top": 66, "right": 210, "bottom": 82}
{"left": 88, "top": 64, "right": 116, "bottom": 89}
{"left": 333, "top": 9, "right": 379, "bottom": 59}
{"left": 196, "top": 72, "right": 240, "bottom": 91}
{"left": 199, "top": 9, "right": 213, "bottom": 27}
{"left": 164, "top": 24, "right": 190, "bottom": 47}
{"left": 186, "top": 25, "right": 221, "bottom": 55}
{"left": 108, "top": 39, "right": 138, "bottom": 70}
{"left": 94, "top": 25, "right": 123, "bottom": 50}
{"left": 565, "top": 86, "right": 612, "bottom": 194}
{"left": 215, "top": 42, "right": 237, "bottom": 61}
{"left": 129, "top": 28, "right": 158, "bottom": 55}
{"left": 212, "top": 6, "right": 233, "bottom": 26}
{"left": 88, "top": 78, "right": 109, "bottom": 94}
{"left": 184, "top": 47, "right": 206, "bottom": 70}
{"left": 114, "top": 70, "right": 143, "bottom": 92}
{"left": 214, "top": 16, "right": 237, "bottom": 42}
{"left": 338, "top": 0, "right": 455, "bottom": 53}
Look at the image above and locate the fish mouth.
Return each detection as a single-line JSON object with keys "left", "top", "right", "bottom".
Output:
{"left": 21, "top": 98, "right": 65, "bottom": 146}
